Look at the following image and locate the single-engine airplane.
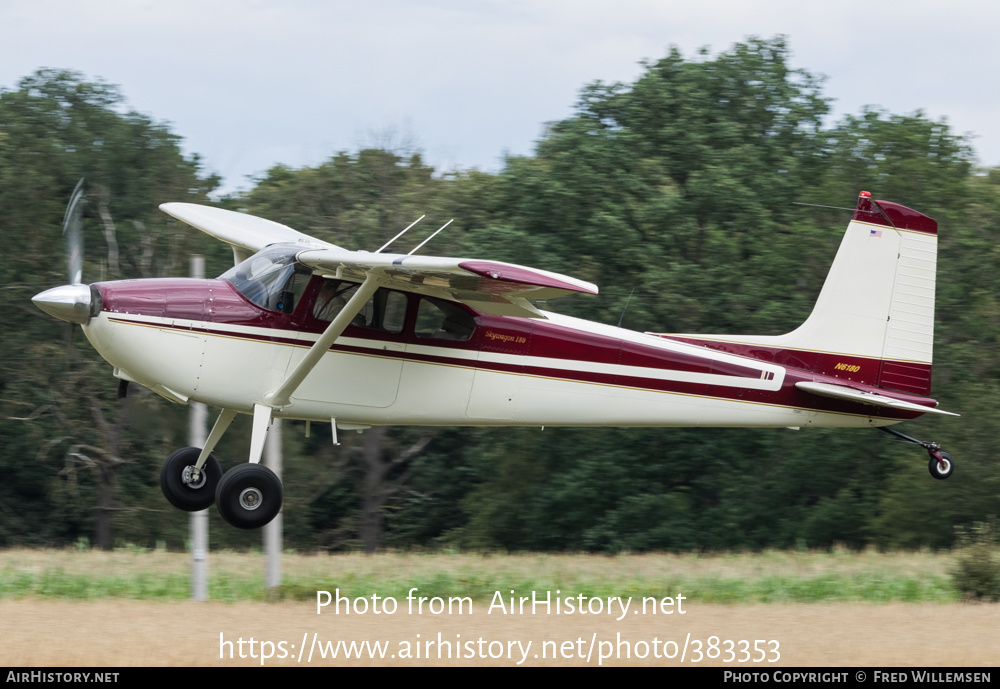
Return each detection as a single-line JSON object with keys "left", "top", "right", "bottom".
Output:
{"left": 32, "top": 191, "right": 957, "bottom": 530}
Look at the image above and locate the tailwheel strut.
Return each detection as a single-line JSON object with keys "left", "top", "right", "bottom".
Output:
{"left": 877, "top": 427, "right": 954, "bottom": 480}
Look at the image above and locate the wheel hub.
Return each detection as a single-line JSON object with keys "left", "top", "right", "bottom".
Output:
{"left": 239, "top": 487, "right": 263, "bottom": 511}
{"left": 181, "top": 465, "right": 206, "bottom": 489}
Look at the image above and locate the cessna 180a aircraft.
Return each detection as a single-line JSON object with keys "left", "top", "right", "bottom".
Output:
{"left": 32, "top": 191, "right": 957, "bottom": 530}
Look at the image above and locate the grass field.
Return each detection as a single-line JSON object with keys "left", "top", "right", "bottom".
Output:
{"left": 3, "top": 549, "right": 995, "bottom": 667}
{"left": 0, "top": 547, "right": 962, "bottom": 602}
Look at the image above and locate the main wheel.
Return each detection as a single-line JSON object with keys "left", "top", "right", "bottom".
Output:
{"left": 161, "top": 447, "right": 222, "bottom": 511}
{"left": 928, "top": 452, "right": 954, "bottom": 480}
{"left": 215, "top": 463, "right": 283, "bottom": 529}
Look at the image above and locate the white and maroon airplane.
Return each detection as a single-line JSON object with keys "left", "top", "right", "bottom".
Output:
{"left": 32, "top": 191, "right": 957, "bottom": 529}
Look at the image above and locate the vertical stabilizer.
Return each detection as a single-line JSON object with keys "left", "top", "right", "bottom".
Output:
{"left": 659, "top": 192, "right": 939, "bottom": 395}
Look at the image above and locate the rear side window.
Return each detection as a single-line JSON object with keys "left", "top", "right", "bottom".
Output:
{"left": 415, "top": 297, "right": 475, "bottom": 340}
{"left": 313, "top": 279, "right": 407, "bottom": 334}
{"left": 358, "top": 289, "right": 407, "bottom": 333}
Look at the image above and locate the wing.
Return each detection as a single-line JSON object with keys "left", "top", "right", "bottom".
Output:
{"left": 160, "top": 203, "right": 337, "bottom": 264}
{"left": 295, "top": 248, "right": 598, "bottom": 318}
{"left": 160, "top": 203, "right": 598, "bottom": 318}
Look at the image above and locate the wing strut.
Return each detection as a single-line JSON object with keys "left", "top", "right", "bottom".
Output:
{"left": 264, "top": 272, "right": 383, "bottom": 409}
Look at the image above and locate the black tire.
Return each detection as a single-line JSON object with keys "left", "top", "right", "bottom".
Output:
{"left": 928, "top": 452, "right": 954, "bottom": 480}
{"left": 160, "top": 447, "right": 222, "bottom": 511}
{"left": 215, "top": 463, "right": 283, "bottom": 529}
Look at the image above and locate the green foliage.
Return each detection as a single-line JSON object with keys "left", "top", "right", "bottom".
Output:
{"left": 0, "top": 549, "right": 960, "bottom": 603}
{"left": 467, "top": 37, "right": 830, "bottom": 337}
{"left": 241, "top": 149, "right": 449, "bottom": 253}
{"left": 227, "top": 38, "right": 999, "bottom": 553}
{"left": 420, "top": 38, "right": 991, "bottom": 553}
{"left": 3, "top": 41, "right": 999, "bottom": 553}
{"left": 951, "top": 519, "right": 1000, "bottom": 601}
{"left": 0, "top": 69, "right": 218, "bottom": 548}
{"left": 818, "top": 108, "right": 975, "bottom": 219}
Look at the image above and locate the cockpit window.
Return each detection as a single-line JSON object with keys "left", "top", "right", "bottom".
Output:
{"left": 221, "top": 245, "right": 311, "bottom": 313}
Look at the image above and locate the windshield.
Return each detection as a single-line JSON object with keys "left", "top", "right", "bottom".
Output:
{"left": 220, "top": 245, "right": 311, "bottom": 313}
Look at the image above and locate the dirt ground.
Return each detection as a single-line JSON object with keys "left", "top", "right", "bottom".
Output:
{"left": 2, "top": 599, "right": 996, "bottom": 667}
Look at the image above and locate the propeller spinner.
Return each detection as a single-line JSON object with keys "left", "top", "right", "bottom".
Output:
{"left": 32, "top": 283, "right": 99, "bottom": 324}
{"left": 32, "top": 179, "right": 99, "bottom": 324}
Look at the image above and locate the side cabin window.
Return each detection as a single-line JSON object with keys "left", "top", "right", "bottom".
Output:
{"left": 313, "top": 279, "right": 407, "bottom": 334}
{"left": 221, "top": 245, "right": 311, "bottom": 314}
{"left": 415, "top": 296, "right": 475, "bottom": 341}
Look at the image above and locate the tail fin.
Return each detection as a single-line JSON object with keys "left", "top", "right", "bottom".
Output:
{"left": 659, "top": 192, "right": 939, "bottom": 395}
{"left": 798, "top": 192, "right": 938, "bottom": 394}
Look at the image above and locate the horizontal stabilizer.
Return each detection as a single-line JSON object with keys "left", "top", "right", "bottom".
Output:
{"left": 795, "top": 381, "right": 957, "bottom": 417}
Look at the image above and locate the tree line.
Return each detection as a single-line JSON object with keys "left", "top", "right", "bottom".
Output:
{"left": 1, "top": 37, "right": 997, "bottom": 552}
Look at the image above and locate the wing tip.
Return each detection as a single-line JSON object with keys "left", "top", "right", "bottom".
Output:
{"left": 458, "top": 260, "right": 598, "bottom": 295}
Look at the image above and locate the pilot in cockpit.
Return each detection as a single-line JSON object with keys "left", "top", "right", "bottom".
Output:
{"left": 313, "top": 280, "right": 348, "bottom": 321}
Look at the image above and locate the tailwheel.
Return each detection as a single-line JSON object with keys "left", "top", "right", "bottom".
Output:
{"left": 928, "top": 451, "right": 954, "bottom": 480}
{"left": 878, "top": 427, "right": 955, "bottom": 480}
{"left": 215, "top": 463, "right": 283, "bottom": 529}
{"left": 160, "top": 447, "right": 222, "bottom": 511}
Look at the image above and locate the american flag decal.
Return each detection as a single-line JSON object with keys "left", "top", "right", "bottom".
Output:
{"left": 870, "top": 228, "right": 882, "bottom": 238}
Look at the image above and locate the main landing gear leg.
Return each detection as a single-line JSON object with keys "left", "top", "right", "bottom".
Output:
{"left": 159, "top": 408, "right": 237, "bottom": 511}
{"left": 878, "top": 426, "right": 954, "bottom": 480}
{"left": 215, "top": 404, "right": 283, "bottom": 530}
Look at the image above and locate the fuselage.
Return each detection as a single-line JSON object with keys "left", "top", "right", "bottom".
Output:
{"left": 82, "top": 273, "right": 929, "bottom": 429}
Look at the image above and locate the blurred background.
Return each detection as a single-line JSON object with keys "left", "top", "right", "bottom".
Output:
{"left": 1, "top": 2, "right": 997, "bottom": 553}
